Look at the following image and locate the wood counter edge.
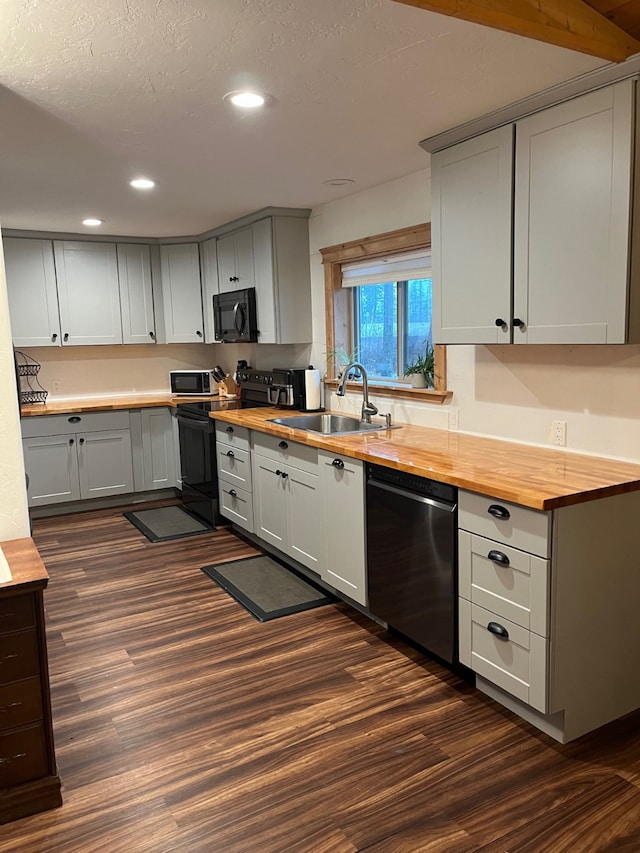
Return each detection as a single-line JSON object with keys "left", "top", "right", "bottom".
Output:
{"left": 20, "top": 394, "right": 222, "bottom": 416}
{"left": 0, "top": 538, "right": 49, "bottom": 590}
{"left": 207, "top": 409, "right": 640, "bottom": 512}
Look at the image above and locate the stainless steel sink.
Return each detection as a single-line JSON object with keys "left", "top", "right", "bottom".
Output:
{"left": 268, "top": 413, "right": 392, "bottom": 435}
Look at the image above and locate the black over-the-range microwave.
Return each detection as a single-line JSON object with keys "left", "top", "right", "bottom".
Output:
{"left": 213, "top": 287, "right": 259, "bottom": 343}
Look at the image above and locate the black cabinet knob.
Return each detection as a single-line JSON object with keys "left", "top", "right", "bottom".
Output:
{"left": 488, "top": 504, "right": 510, "bottom": 520}
{"left": 63, "top": 333, "right": 69, "bottom": 342}
{"left": 79, "top": 437, "right": 85, "bottom": 445}
{"left": 281, "top": 471, "right": 288, "bottom": 479}
{"left": 196, "top": 330, "right": 203, "bottom": 337}
{"left": 332, "top": 458, "right": 345, "bottom": 469}
{"left": 51, "top": 333, "right": 58, "bottom": 342}
{"left": 149, "top": 331, "right": 155, "bottom": 339}
{"left": 512, "top": 318, "right": 523, "bottom": 327}
{"left": 494, "top": 318, "right": 505, "bottom": 328}
{"left": 229, "top": 275, "right": 239, "bottom": 282}
{"left": 275, "top": 469, "right": 282, "bottom": 477}
{"left": 69, "top": 438, "right": 74, "bottom": 446}
{"left": 487, "top": 621, "right": 509, "bottom": 641}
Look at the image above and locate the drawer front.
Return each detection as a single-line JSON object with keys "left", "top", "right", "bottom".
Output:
{"left": 21, "top": 410, "right": 131, "bottom": 438}
{"left": 215, "top": 423, "right": 250, "bottom": 452}
{"left": 219, "top": 481, "right": 254, "bottom": 533}
{"left": 458, "top": 531, "right": 550, "bottom": 636}
{"left": 0, "top": 677, "right": 43, "bottom": 729}
{"left": 0, "top": 723, "right": 48, "bottom": 787}
{"left": 0, "top": 632, "right": 40, "bottom": 686}
{"left": 459, "top": 599, "right": 548, "bottom": 713}
{"left": 0, "top": 595, "right": 36, "bottom": 635}
{"left": 217, "top": 445, "right": 252, "bottom": 489}
{"left": 459, "top": 491, "right": 551, "bottom": 558}
{"left": 252, "top": 432, "right": 317, "bottom": 474}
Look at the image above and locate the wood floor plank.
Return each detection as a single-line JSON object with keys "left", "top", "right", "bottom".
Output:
{"left": 2, "top": 502, "right": 640, "bottom": 851}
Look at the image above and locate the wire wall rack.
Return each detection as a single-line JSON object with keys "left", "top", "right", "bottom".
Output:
{"left": 15, "top": 350, "right": 48, "bottom": 404}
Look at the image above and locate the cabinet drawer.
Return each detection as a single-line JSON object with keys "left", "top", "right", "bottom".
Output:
{"left": 459, "top": 491, "right": 551, "bottom": 558}
{"left": 21, "top": 410, "right": 131, "bottom": 439}
{"left": 459, "top": 599, "right": 548, "bottom": 713}
{"left": 0, "top": 677, "right": 43, "bottom": 729}
{"left": 215, "top": 423, "right": 250, "bottom": 452}
{"left": 458, "top": 531, "right": 550, "bottom": 636}
{"left": 219, "top": 481, "right": 254, "bottom": 533}
{"left": 0, "top": 632, "right": 39, "bottom": 685}
{"left": 217, "top": 445, "right": 252, "bottom": 489}
{"left": 0, "top": 722, "right": 48, "bottom": 787}
{"left": 252, "top": 432, "right": 317, "bottom": 474}
{"left": 0, "top": 595, "right": 36, "bottom": 635}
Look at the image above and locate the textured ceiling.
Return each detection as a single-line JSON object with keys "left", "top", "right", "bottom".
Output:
{"left": 0, "top": 0, "right": 604, "bottom": 237}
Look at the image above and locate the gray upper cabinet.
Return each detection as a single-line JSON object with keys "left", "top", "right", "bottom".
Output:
{"left": 54, "top": 241, "right": 123, "bottom": 345}
{"left": 3, "top": 237, "right": 61, "bottom": 347}
{"left": 216, "top": 227, "right": 255, "bottom": 294}
{"left": 160, "top": 243, "right": 204, "bottom": 344}
{"left": 252, "top": 215, "right": 311, "bottom": 344}
{"left": 432, "top": 79, "right": 638, "bottom": 345}
{"left": 200, "top": 236, "right": 219, "bottom": 343}
{"left": 117, "top": 244, "right": 156, "bottom": 344}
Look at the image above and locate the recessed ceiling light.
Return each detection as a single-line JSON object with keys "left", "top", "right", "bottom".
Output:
{"left": 224, "top": 90, "right": 267, "bottom": 109}
{"left": 82, "top": 218, "right": 103, "bottom": 227}
{"left": 323, "top": 178, "right": 356, "bottom": 187}
{"left": 130, "top": 177, "right": 155, "bottom": 190}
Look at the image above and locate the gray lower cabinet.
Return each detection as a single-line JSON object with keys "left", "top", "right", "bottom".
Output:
{"left": 318, "top": 450, "right": 366, "bottom": 606}
{"left": 130, "top": 407, "right": 177, "bottom": 491}
{"left": 22, "top": 412, "right": 134, "bottom": 507}
{"left": 251, "top": 433, "right": 324, "bottom": 573}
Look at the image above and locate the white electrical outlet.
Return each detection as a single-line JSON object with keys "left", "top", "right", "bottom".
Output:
{"left": 51, "top": 380, "right": 61, "bottom": 394}
{"left": 449, "top": 408, "right": 459, "bottom": 431}
{"left": 551, "top": 420, "right": 567, "bottom": 446}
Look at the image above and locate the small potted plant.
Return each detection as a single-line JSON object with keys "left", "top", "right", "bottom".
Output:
{"left": 404, "top": 342, "right": 435, "bottom": 389}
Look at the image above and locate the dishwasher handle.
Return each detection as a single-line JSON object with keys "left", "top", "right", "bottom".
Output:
{"left": 367, "top": 477, "right": 456, "bottom": 514}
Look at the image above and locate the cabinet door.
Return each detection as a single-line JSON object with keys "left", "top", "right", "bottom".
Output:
{"left": 160, "top": 244, "right": 204, "bottom": 343}
{"left": 514, "top": 80, "right": 634, "bottom": 344}
{"left": 141, "top": 408, "right": 176, "bottom": 490}
{"left": 3, "top": 238, "right": 61, "bottom": 347}
{"left": 77, "top": 429, "right": 134, "bottom": 499}
{"left": 23, "top": 435, "right": 80, "bottom": 506}
{"left": 319, "top": 452, "right": 366, "bottom": 605}
{"left": 201, "top": 237, "right": 219, "bottom": 342}
{"left": 286, "top": 466, "right": 324, "bottom": 573}
{"left": 216, "top": 234, "right": 238, "bottom": 294}
{"left": 431, "top": 126, "right": 514, "bottom": 344}
{"left": 117, "top": 244, "right": 156, "bottom": 345}
{"left": 252, "top": 452, "right": 287, "bottom": 551}
{"left": 217, "top": 228, "right": 255, "bottom": 293}
{"left": 252, "top": 218, "right": 277, "bottom": 344}
{"left": 54, "top": 241, "right": 123, "bottom": 345}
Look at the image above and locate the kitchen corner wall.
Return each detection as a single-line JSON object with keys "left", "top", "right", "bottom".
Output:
{"left": 309, "top": 170, "right": 640, "bottom": 464}
{"left": 0, "top": 229, "right": 30, "bottom": 540}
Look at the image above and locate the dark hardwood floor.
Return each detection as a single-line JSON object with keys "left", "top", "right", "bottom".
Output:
{"left": 3, "top": 502, "right": 640, "bottom": 851}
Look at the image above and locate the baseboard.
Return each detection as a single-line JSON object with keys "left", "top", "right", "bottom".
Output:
{"left": 0, "top": 774, "right": 62, "bottom": 825}
{"left": 30, "top": 488, "right": 180, "bottom": 518}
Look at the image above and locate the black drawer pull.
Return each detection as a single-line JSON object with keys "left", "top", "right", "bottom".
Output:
{"left": 68, "top": 416, "right": 82, "bottom": 424}
{"left": 0, "top": 702, "right": 22, "bottom": 713}
{"left": 488, "top": 549, "right": 510, "bottom": 566}
{"left": 229, "top": 489, "right": 237, "bottom": 497}
{"left": 225, "top": 426, "right": 233, "bottom": 433}
{"left": 331, "top": 458, "right": 345, "bottom": 469}
{"left": 226, "top": 450, "right": 235, "bottom": 458}
{"left": 488, "top": 504, "right": 510, "bottom": 520}
{"left": 487, "top": 621, "right": 509, "bottom": 641}
{"left": 278, "top": 441, "right": 288, "bottom": 450}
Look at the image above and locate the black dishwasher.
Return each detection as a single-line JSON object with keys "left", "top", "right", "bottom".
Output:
{"left": 366, "top": 463, "right": 458, "bottom": 664}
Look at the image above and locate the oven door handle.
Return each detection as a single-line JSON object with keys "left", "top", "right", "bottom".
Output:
{"left": 177, "top": 413, "right": 214, "bottom": 432}
{"left": 367, "top": 478, "right": 456, "bottom": 514}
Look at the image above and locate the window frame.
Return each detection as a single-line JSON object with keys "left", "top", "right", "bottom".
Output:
{"left": 320, "top": 222, "right": 450, "bottom": 404}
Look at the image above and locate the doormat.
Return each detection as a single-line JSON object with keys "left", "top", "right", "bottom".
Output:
{"left": 201, "top": 555, "right": 335, "bottom": 622}
{"left": 124, "top": 505, "right": 215, "bottom": 542}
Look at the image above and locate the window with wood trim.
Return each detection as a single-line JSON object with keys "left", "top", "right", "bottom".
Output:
{"left": 320, "top": 223, "right": 449, "bottom": 403}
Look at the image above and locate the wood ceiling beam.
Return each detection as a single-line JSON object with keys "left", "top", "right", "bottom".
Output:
{"left": 390, "top": 0, "right": 640, "bottom": 62}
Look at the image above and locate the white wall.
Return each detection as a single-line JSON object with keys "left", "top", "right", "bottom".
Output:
{"left": 0, "top": 230, "right": 31, "bottom": 540}
{"left": 309, "top": 171, "right": 640, "bottom": 462}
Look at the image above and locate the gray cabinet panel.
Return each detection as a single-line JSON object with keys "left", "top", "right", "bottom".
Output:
{"left": 23, "top": 435, "right": 80, "bottom": 506}
{"left": 54, "top": 241, "right": 123, "bottom": 345}
{"left": 117, "top": 244, "right": 156, "bottom": 344}
{"left": 77, "top": 430, "right": 134, "bottom": 499}
{"left": 201, "top": 237, "right": 219, "bottom": 343}
{"left": 217, "top": 228, "right": 255, "bottom": 294}
{"left": 140, "top": 408, "right": 176, "bottom": 490}
{"left": 160, "top": 244, "right": 204, "bottom": 343}
{"left": 3, "top": 238, "right": 61, "bottom": 347}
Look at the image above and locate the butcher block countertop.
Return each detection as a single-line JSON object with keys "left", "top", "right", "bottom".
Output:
{"left": 209, "top": 407, "right": 640, "bottom": 511}
{"left": 20, "top": 393, "right": 224, "bottom": 416}
{"left": 0, "top": 538, "right": 49, "bottom": 591}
